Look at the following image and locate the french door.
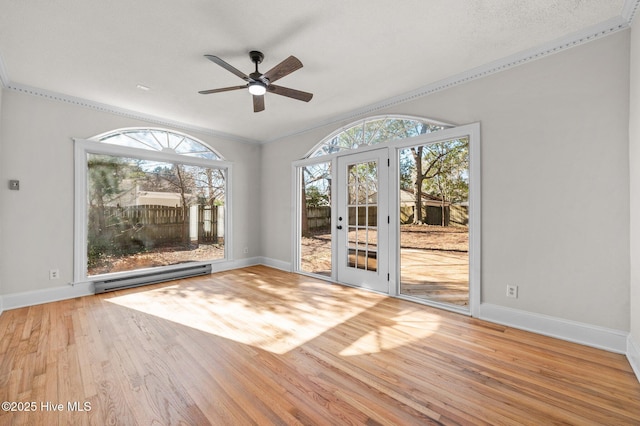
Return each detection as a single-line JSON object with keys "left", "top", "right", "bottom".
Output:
{"left": 295, "top": 122, "right": 480, "bottom": 316}
{"left": 335, "top": 149, "right": 389, "bottom": 293}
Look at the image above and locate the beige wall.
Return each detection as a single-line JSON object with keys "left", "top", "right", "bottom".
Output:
{"left": 0, "top": 90, "right": 260, "bottom": 296}
{"left": 261, "top": 30, "right": 631, "bottom": 331}
{"left": 0, "top": 27, "right": 633, "bottom": 339}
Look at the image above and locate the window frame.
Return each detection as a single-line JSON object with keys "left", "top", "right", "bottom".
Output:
{"left": 73, "top": 133, "right": 232, "bottom": 284}
{"left": 389, "top": 124, "right": 481, "bottom": 317}
{"left": 293, "top": 116, "right": 480, "bottom": 317}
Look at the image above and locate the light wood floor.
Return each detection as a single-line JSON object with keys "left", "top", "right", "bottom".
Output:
{"left": 1, "top": 265, "right": 639, "bottom": 425}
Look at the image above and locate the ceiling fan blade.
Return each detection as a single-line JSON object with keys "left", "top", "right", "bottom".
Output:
{"left": 253, "top": 95, "right": 265, "bottom": 112}
{"left": 204, "top": 55, "right": 251, "bottom": 81}
{"left": 268, "top": 84, "right": 313, "bottom": 102}
{"left": 198, "top": 85, "right": 247, "bottom": 94}
{"left": 262, "top": 56, "right": 303, "bottom": 83}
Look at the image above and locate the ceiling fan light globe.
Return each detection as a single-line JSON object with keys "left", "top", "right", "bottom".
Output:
{"left": 248, "top": 82, "right": 267, "bottom": 96}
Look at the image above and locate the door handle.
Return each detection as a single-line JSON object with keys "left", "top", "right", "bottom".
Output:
{"left": 337, "top": 225, "right": 343, "bottom": 230}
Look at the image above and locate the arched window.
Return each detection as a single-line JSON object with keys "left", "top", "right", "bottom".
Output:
{"left": 94, "top": 128, "right": 223, "bottom": 160}
{"left": 75, "top": 128, "right": 230, "bottom": 282}
{"left": 306, "top": 115, "right": 452, "bottom": 158}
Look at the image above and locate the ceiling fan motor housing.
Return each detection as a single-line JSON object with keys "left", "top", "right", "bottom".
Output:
{"left": 249, "top": 50, "right": 264, "bottom": 65}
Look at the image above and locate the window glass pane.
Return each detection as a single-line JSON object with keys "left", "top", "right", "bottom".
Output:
{"left": 366, "top": 206, "right": 378, "bottom": 226}
{"left": 343, "top": 125, "right": 363, "bottom": 148}
{"left": 299, "top": 162, "right": 332, "bottom": 276}
{"left": 149, "top": 130, "right": 169, "bottom": 150}
{"left": 363, "top": 118, "right": 386, "bottom": 145}
{"left": 345, "top": 160, "right": 378, "bottom": 273}
{"left": 167, "top": 133, "right": 185, "bottom": 150}
{"left": 399, "top": 137, "right": 469, "bottom": 306}
{"left": 348, "top": 207, "right": 357, "bottom": 226}
{"left": 174, "top": 138, "right": 214, "bottom": 158}
{"left": 125, "top": 129, "right": 163, "bottom": 150}
{"left": 86, "top": 153, "right": 225, "bottom": 276}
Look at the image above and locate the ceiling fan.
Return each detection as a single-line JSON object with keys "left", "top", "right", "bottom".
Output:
{"left": 199, "top": 51, "right": 313, "bottom": 112}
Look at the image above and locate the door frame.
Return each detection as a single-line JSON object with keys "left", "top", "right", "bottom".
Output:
{"left": 292, "top": 122, "right": 480, "bottom": 317}
{"left": 389, "top": 123, "right": 481, "bottom": 317}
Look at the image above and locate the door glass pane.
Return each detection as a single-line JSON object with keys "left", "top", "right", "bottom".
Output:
{"left": 346, "top": 161, "right": 378, "bottom": 272}
{"left": 399, "top": 138, "right": 469, "bottom": 306}
{"left": 87, "top": 153, "right": 225, "bottom": 276}
{"left": 300, "top": 162, "right": 332, "bottom": 276}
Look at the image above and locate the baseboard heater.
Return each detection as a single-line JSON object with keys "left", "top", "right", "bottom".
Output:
{"left": 93, "top": 263, "right": 212, "bottom": 294}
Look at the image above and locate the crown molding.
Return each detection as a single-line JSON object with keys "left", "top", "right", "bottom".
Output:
{"left": 264, "top": 15, "right": 630, "bottom": 144}
{"left": 3, "top": 80, "right": 259, "bottom": 144}
{"left": 622, "top": 0, "right": 640, "bottom": 25}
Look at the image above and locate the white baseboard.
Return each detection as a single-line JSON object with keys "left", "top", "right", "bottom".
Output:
{"left": 210, "top": 257, "right": 261, "bottom": 272}
{"left": 479, "top": 303, "right": 628, "bottom": 354}
{"left": 628, "top": 335, "right": 640, "bottom": 382}
{"left": 210, "top": 256, "right": 291, "bottom": 272}
{"left": 257, "top": 257, "right": 292, "bottom": 272}
{"left": 2, "top": 282, "right": 94, "bottom": 311}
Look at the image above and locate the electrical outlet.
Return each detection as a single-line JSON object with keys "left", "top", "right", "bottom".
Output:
{"left": 243, "top": 247, "right": 249, "bottom": 254}
{"left": 49, "top": 269, "right": 59, "bottom": 280}
{"left": 506, "top": 284, "right": 518, "bottom": 298}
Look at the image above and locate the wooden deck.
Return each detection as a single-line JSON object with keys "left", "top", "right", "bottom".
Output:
{"left": 1, "top": 265, "right": 639, "bottom": 425}
{"left": 400, "top": 249, "right": 469, "bottom": 306}
{"left": 301, "top": 229, "right": 470, "bottom": 306}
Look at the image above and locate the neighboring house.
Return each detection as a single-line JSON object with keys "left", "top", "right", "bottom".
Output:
{"left": 399, "top": 189, "right": 469, "bottom": 226}
{"left": 131, "top": 189, "right": 184, "bottom": 207}
{"left": 106, "top": 179, "right": 192, "bottom": 208}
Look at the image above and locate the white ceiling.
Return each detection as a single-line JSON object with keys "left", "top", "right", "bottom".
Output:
{"left": 0, "top": 0, "right": 632, "bottom": 143}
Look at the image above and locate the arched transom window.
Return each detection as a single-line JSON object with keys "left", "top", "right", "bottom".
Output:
{"left": 307, "top": 115, "right": 452, "bottom": 158}
{"left": 95, "top": 128, "right": 223, "bottom": 160}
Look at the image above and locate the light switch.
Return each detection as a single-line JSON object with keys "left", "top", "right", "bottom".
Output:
{"left": 9, "top": 180, "right": 19, "bottom": 190}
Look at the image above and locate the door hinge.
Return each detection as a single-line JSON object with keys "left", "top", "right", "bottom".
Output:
{"left": 387, "top": 273, "right": 390, "bottom": 281}
{"left": 388, "top": 158, "right": 390, "bottom": 167}
{"left": 388, "top": 216, "right": 390, "bottom": 224}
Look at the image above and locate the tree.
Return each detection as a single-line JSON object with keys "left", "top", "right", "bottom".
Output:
{"left": 193, "top": 168, "right": 226, "bottom": 242}
{"left": 398, "top": 138, "right": 469, "bottom": 225}
{"left": 305, "top": 186, "right": 329, "bottom": 207}
{"left": 88, "top": 155, "right": 125, "bottom": 233}
{"left": 301, "top": 163, "right": 331, "bottom": 236}
{"left": 87, "top": 154, "right": 142, "bottom": 266}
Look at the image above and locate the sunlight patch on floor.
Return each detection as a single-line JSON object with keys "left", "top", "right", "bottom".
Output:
{"left": 339, "top": 310, "right": 442, "bottom": 356}
{"left": 104, "top": 282, "right": 385, "bottom": 354}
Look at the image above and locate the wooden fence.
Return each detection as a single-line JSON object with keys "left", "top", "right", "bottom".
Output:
{"left": 93, "top": 205, "right": 223, "bottom": 246}
{"left": 306, "top": 206, "right": 331, "bottom": 231}
{"left": 307, "top": 204, "right": 468, "bottom": 230}
{"left": 198, "top": 205, "right": 220, "bottom": 243}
